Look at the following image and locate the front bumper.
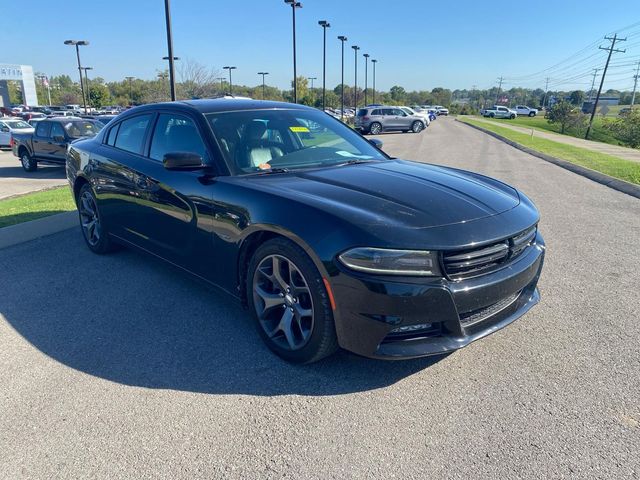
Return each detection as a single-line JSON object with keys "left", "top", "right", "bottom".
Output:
{"left": 330, "top": 232, "right": 545, "bottom": 359}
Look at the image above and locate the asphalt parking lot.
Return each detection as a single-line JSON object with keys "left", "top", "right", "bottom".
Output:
{"left": 1, "top": 117, "right": 639, "bottom": 479}
{"left": 0, "top": 149, "right": 67, "bottom": 199}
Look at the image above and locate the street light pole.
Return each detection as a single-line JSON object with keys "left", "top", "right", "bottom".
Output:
{"left": 318, "top": 20, "right": 330, "bottom": 110}
{"left": 82, "top": 67, "right": 93, "bottom": 110}
{"left": 371, "top": 59, "right": 377, "bottom": 105}
{"left": 217, "top": 77, "right": 225, "bottom": 94}
{"left": 223, "top": 66, "right": 236, "bottom": 95}
{"left": 125, "top": 76, "right": 135, "bottom": 105}
{"left": 258, "top": 72, "right": 269, "bottom": 99}
{"left": 363, "top": 53, "right": 370, "bottom": 106}
{"left": 64, "top": 40, "right": 89, "bottom": 114}
{"left": 308, "top": 77, "right": 317, "bottom": 104}
{"left": 163, "top": 0, "right": 177, "bottom": 101}
{"left": 351, "top": 45, "right": 360, "bottom": 110}
{"left": 284, "top": 0, "right": 302, "bottom": 103}
{"left": 338, "top": 36, "right": 347, "bottom": 121}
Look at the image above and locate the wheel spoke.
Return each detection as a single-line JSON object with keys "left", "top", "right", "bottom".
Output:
{"left": 279, "top": 309, "right": 297, "bottom": 349}
{"left": 272, "top": 256, "right": 290, "bottom": 291}
{"left": 254, "top": 284, "right": 284, "bottom": 315}
{"left": 293, "top": 303, "right": 312, "bottom": 319}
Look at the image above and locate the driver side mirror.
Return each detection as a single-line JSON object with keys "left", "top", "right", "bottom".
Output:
{"left": 368, "top": 138, "right": 383, "bottom": 149}
{"left": 163, "top": 152, "right": 205, "bottom": 170}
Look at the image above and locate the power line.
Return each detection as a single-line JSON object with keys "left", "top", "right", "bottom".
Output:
{"left": 631, "top": 60, "right": 640, "bottom": 106}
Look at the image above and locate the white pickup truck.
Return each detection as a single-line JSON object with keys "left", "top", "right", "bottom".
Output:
{"left": 513, "top": 105, "right": 538, "bottom": 117}
{"left": 481, "top": 105, "right": 517, "bottom": 119}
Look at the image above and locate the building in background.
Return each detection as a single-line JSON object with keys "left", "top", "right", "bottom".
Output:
{"left": 0, "top": 64, "right": 38, "bottom": 107}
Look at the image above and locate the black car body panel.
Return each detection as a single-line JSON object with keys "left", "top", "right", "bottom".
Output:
{"left": 66, "top": 99, "right": 545, "bottom": 360}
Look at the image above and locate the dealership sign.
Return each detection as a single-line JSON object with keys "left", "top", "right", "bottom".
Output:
{"left": 0, "top": 64, "right": 24, "bottom": 81}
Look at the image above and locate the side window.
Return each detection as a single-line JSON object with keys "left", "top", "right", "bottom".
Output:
{"left": 114, "top": 114, "right": 152, "bottom": 154}
{"left": 393, "top": 109, "right": 406, "bottom": 116}
{"left": 382, "top": 109, "right": 394, "bottom": 116}
{"left": 106, "top": 123, "right": 119, "bottom": 146}
{"left": 50, "top": 123, "right": 65, "bottom": 138}
{"left": 149, "top": 114, "right": 206, "bottom": 162}
{"left": 372, "top": 109, "right": 381, "bottom": 115}
{"left": 35, "top": 121, "right": 51, "bottom": 138}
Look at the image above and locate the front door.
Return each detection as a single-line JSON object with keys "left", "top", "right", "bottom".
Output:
{"left": 32, "top": 121, "right": 53, "bottom": 159}
{"left": 49, "top": 122, "right": 68, "bottom": 163}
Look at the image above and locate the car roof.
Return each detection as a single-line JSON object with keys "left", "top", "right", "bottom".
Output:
{"left": 128, "top": 98, "right": 314, "bottom": 115}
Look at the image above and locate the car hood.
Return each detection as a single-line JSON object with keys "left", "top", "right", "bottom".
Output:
{"left": 244, "top": 160, "right": 520, "bottom": 229}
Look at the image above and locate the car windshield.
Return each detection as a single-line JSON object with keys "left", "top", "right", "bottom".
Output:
{"left": 5, "top": 120, "right": 31, "bottom": 129}
{"left": 206, "top": 108, "right": 387, "bottom": 174}
{"left": 63, "top": 120, "right": 101, "bottom": 138}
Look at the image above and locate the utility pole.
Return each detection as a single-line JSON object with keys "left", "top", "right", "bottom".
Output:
{"left": 588, "top": 69, "right": 599, "bottom": 102}
{"left": 495, "top": 76, "right": 504, "bottom": 104}
{"left": 338, "top": 36, "right": 347, "bottom": 120}
{"left": 318, "top": 20, "right": 330, "bottom": 110}
{"left": 631, "top": 60, "right": 640, "bottom": 107}
{"left": 125, "top": 76, "right": 135, "bottom": 105}
{"left": 285, "top": 0, "right": 302, "bottom": 103}
{"left": 258, "top": 72, "right": 269, "bottom": 100}
{"left": 586, "top": 34, "right": 626, "bottom": 140}
{"left": 363, "top": 53, "right": 370, "bottom": 106}
{"left": 471, "top": 84, "right": 477, "bottom": 109}
{"left": 541, "top": 77, "right": 550, "bottom": 109}
{"left": 371, "top": 59, "right": 377, "bottom": 105}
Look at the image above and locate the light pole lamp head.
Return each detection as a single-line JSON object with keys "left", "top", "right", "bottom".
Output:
{"left": 371, "top": 59, "right": 377, "bottom": 64}
{"left": 284, "top": 0, "right": 302, "bottom": 7}
{"left": 352, "top": 45, "right": 360, "bottom": 51}
{"left": 223, "top": 66, "right": 237, "bottom": 70}
{"left": 318, "top": 20, "right": 330, "bottom": 28}
{"left": 363, "top": 53, "right": 370, "bottom": 59}
{"left": 338, "top": 35, "right": 347, "bottom": 42}
{"left": 258, "top": 72, "right": 269, "bottom": 76}
{"left": 64, "top": 40, "right": 89, "bottom": 46}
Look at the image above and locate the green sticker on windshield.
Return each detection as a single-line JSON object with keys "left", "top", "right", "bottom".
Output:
{"left": 290, "top": 126, "right": 310, "bottom": 133}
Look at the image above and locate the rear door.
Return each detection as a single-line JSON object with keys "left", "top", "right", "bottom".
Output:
{"left": 32, "top": 121, "right": 53, "bottom": 159}
{"left": 0, "top": 121, "right": 9, "bottom": 146}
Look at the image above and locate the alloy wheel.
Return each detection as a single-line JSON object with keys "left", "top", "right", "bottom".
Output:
{"left": 252, "top": 254, "right": 314, "bottom": 351}
{"left": 370, "top": 123, "right": 381, "bottom": 135}
{"left": 21, "top": 154, "right": 30, "bottom": 169}
{"left": 79, "top": 190, "right": 101, "bottom": 246}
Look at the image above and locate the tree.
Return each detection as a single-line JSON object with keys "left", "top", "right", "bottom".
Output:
{"left": 546, "top": 101, "right": 587, "bottom": 134}
{"left": 390, "top": 85, "right": 406, "bottom": 103}
{"left": 178, "top": 58, "right": 220, "bottom": 99}
{"left": 603, "top": 108, "right": 640, "bottom": 148}
{"left": 569, "top": 90, "right": 585, "bottom": 106}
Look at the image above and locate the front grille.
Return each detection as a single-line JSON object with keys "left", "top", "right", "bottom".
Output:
{"left": 443, "top": 226, "right": 536, "bottom": 279}
{"left": 459, "top": 291, "right": 521, "bottom": 327}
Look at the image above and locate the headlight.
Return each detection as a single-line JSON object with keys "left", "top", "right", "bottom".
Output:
{"left": 338, "top": 247, "right": 441, "bottom": 276}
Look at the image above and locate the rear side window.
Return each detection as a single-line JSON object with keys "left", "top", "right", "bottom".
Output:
{"left": 106, "top": 123, "right": 119, "bottom": 146}
{"left": 357, "top": 109, "right": 368, "bottom": 117}
{"left": 35, "top": 121, "right": 51, "bottom": 138}
{"left": 114, "top": 114, "right": 152, "bottom": 154}
{"left": 371, "top": 109, "right": 382, "bottom": 115}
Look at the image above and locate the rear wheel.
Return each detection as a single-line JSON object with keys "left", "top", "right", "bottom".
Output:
{"left": 20, "top": 151, "right": 37, "bottom": 172}
{"left": 369, "top": 122, "right": 382, "bottom": 135}
{"left": 411, "top": 121, "right": 424, "bottom": 133}
{"left": 77, "top": 183, "right": 116, "bottom": 254}
{"left": 489, "top": 112, "right": 495, "bottom": 118}
{"left": 248, "top": 238, "right": 338, "bottom": 363}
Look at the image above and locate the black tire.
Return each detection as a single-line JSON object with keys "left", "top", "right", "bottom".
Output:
{"left": 368, "top": 122, "right": 382, "bottom": 135}
{"left": 77, "top": 183, "right": 117, "bottom": 254}
{"left": 20, "top": 150, "right": 37, "bottom": 172}
{"left": 411, "top": 121, "right": 424, "bottom": 133}
{"left": 247, "top": 237, "right": 339, "bottom": 364}
{"left": 489, "top": 113, "right": 495, "bottom": 118}
{"left": 510, "top": 114, "right": 516, "bottom": 119}
{"left": 528, "top": 112, "right": 536, "bottom": 117}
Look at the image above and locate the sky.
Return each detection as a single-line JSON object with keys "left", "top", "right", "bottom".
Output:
{"left": 3, "top": 0, "right": 640, "bottom": 93}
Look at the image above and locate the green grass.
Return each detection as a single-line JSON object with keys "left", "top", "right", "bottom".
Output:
{"left": 472, "top": 114, "right": 623, "bottom": 146}
{"left": 460, "top": 118, "right": 640, "bottom": 185}
{"left": 0, "top": 187, "right": 76, "bottom": 228}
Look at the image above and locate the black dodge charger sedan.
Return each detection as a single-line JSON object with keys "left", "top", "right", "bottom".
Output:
{"left": 66, "top": 99, "right": 545, "bottom": 363}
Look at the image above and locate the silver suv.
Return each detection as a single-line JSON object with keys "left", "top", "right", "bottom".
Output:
{"left": 355, "top": 106, "right": 426, "bottom": 135}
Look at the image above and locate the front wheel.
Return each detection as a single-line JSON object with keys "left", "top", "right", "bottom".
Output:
{"left": 489, "top": 113, "right": 495, "bottom": 118}
{"left": 510, "top": 114, "right": 516, "bottom": 119}
{"left": 528, "top": 112, "right": 536, "bottom": 117}
{"left": 411, "top": 121, "right": 424, "bottom": 133}
{"left": 248, "top": 238, "right": 338, "bottom": 363}
{"left": 20, "top": 151, "right": 37, "bottom": 172}
{"left": 77, "top": 183, "right": 116, "bottom": 254}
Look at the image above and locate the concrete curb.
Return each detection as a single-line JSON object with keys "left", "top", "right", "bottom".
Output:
{"left": 0, "top": 211, "right": 78, "bottom": 250}
{"left": 457, "top": 119, "right": 640, "bottom": 200}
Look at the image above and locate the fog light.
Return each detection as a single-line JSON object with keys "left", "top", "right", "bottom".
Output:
{"left": 390, "top": 323, "right": 432, "bottom": 333}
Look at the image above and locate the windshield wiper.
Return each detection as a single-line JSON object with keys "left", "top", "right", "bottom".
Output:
{"left": 253, "top": 167, "right": 290, "bottom": 175}
{"left": 334, "top": 159, "right": 376, "bottom": 167}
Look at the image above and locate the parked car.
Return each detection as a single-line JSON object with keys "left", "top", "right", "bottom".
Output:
{"left": 513, "top": 105, "right": 538, "bottom": 117}
{"left": 65, "top": 99, "right": 545, "bottom": 363}
{"left": 20, "top": 111, "right": 47, "bottom": 121}
{"left": 433, "top": 105, "right": 449, "bottom": 116}
{"left": 0, "top": 118, "right": 34, "bottom": 148}
{"left": 400, "top": 106, "right": 430, "bottom": 127}
{"left": 355, "top": 106, "right": 426, "bottom": 134}
{"left": 482, "top": 105, "right": 517, "bottom": 119}
{"left": 12, "top": 118, "right": 101, "bottom": 171}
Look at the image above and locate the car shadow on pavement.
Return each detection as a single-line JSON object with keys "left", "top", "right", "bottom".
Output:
{"left": 0, "top": 165, "right": 66, "bottom": 179}
{"left": 0, "top": 229, "right": 445, "bottom": 397}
